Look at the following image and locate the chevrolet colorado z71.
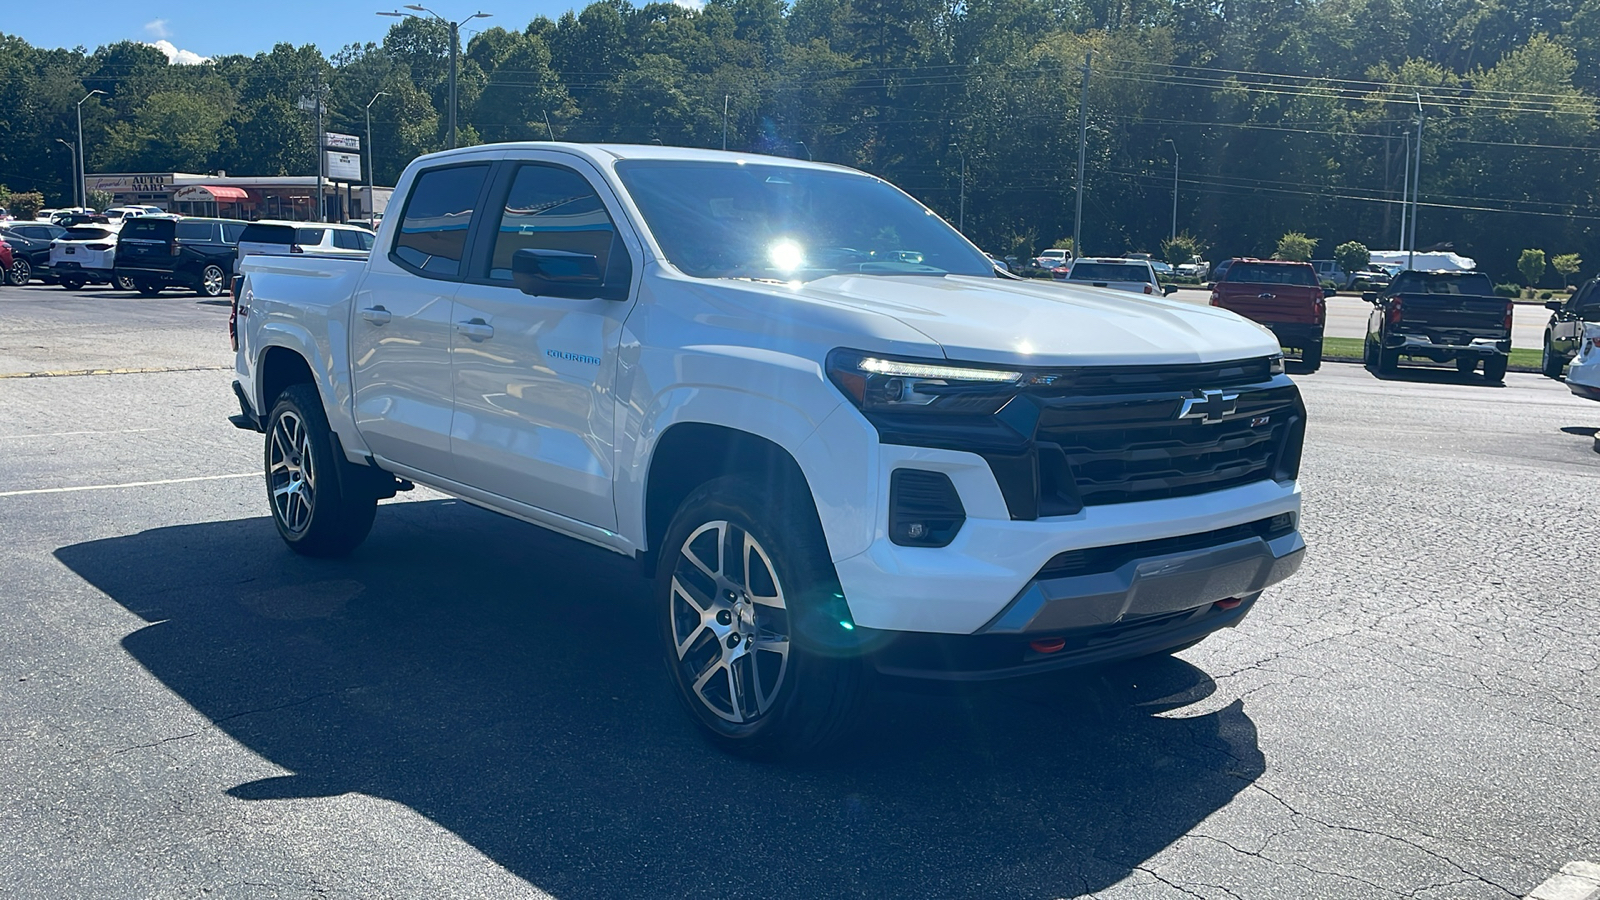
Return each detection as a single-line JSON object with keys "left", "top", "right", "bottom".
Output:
{"left": 231, "top": 143, "right": 1307, "bottom": 757}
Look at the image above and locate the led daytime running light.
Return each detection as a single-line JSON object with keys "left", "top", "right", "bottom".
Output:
{"left": 857, "top": 357, "right": 1022, "bottom": 384}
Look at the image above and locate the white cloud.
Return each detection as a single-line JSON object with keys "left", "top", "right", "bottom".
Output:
{"left": 145, "top": 40, "right": 212, "bottom": 66}
{"left": 672, "top": 0, "right": 704, "bottom": 8}
{"left": 144, "top": 19, "right": 171, "bottom": 39}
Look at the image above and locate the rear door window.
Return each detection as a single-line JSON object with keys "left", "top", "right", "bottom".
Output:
{"left": 295, "top": 228, "right": 327, "bottom": 247}
{"left": 332, "top": 229, "right": 373, "bottom": 251}
{"left": 221, "top": 223, "right": 248, "bottom": 243}
{"left": 392, "top": 164, "right": 491, "bottom": 278}
{"left": 176, "top": 221, "right": 216, "bottom": 242}
{"left": 238, "top": 224, "right": 295, "bottom": 246}
{"left": 1227, "top": 263, "right": 1318, "bottom": 286}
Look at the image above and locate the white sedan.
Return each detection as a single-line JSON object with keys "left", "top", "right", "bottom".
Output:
{"left": 1052, "top": 257, "right": 1177, "bottom": 296}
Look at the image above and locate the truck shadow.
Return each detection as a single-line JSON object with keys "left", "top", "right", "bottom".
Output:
{"left": 1369, "top": 365, "right": 1507, "bottom": 386}
{"left": 55, "top": 498, "right": 1264, "bottom": 899}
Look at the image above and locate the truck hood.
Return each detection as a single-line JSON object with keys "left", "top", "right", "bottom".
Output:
{"left": 783, "top": 274, "right": 1281, "bottom": 366}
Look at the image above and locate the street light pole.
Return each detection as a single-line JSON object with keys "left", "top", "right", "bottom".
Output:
{"left": 76, "top": 89, "right": 104, "bottom": 210}
{"left": 55, "top": 140, "right": 77, "bottom": 208}
{"left": 366, "top": 91, "right": 389, "bottom": 211}
{"left": 1164, "top": 138, "right": 1178, "bottom": 243}
{"left": 380, "top": 7, "right": 491, "bottom": 151}
{"left": 1408, "top": 93, "right": 1423, "bottom": 270}
{"left": 1072, "top": 51, "right": 1091, "bottom": 259}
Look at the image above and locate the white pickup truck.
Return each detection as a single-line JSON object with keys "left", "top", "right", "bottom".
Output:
{"left": 230, "top": 143, "right": 1307, "bottom": 758}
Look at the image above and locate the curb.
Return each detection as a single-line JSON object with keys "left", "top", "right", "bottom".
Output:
{"left": 1319, "top": 356, "right": 1542, "bottom": 375}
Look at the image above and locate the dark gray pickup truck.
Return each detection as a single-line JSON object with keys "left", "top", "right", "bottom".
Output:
{"left": 1362, "top": 271, "right": 1514, "bottom": 383}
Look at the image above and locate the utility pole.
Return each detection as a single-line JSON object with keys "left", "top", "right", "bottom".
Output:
{"left": 55, "top": 140, "right": 77, "bottom": 208}
{"left": 1398, "top": 131, "right": 1409, "bottom": 255}
{"left": 954, "top": 146, "right": 966, "bottom": 232}
{"left": 315, "top": 86, "right": 326, "bottom": 222}
{"left": 544, "top": 109, "right": 556, "bottom": 141}
{"left": 1164, "top": 138, "right": 1178, "bottom": 243}
{"left": 723, "top": 95, "right": 729, "bottom": 151}
{"left": 76, "top": 89, "right": 104, "bottom": 210}
{"left": 1073, "top": 51, "right": 1091, "bottom": 259}
{"left": 1408, "top": 93, "right": 1423, "bottom": 270}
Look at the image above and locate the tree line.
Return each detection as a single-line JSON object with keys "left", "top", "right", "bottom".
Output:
{"left": 2, "top": 0, "right": 1597, "bottom": 282}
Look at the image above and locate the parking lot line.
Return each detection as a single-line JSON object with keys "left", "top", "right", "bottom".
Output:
{"left": 0, "top": 473, "right": 256, "bottom": 498}
{"left": 0, "top": 428, "right": 160, "bottom": 440}
{"left": 1527, "top": 862, "right": 1600, "bottom": 900}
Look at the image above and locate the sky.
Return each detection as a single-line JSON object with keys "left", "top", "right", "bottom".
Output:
{"left": 3, "top": 1, "right": 603, "bottom": 61}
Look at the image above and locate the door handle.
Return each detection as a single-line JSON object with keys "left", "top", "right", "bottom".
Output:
{"left": 456, "top": 318, "right": 494, "bottom": 341}
{"left": 361, "top": 306, "right": 391, "bottom": 325}
{"left": 1258, "top": 292, "right": 1276, "bottom": 299}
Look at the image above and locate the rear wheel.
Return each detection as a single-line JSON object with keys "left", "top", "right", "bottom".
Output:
{"left": 1482, "top": 355, "right": 1508, "bottom": 384}
{"left": 59, "top": 276, "right": 85, "bottom": 291}
{"left": 658, "top": 475, "right": 868, "bottom": 759}
{"left": 1377, "top": 345, "right": 1399, "bottom": 375}
{"left": 1301, "top": 340, "right": 1322, "bottom": 372}
{"left": 196, "top": 264, "right": 226, "bottom": 297}
{"left": 6, "top": 257, "right": 31, "bottom": 285}
{"left": 264, "top": 383, "right": 378, "bottom": 557}
{"left": 1542, "top": 335, "right": 1564, "bottom": 379}
{"left": 1455, "top": 356, "right": 1477, "bottom": 375}
{"left": 113, "top": 273, "right": 136, "bottom": 291}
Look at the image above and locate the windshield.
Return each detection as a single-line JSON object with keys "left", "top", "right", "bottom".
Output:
{"left": 1068, "top": 262, "right": 1153, "bottom": 283}
{"left": 614, "top": 160, "right": 995, "bottom": 282}
{"left": 1388, "top": 272, "right": 1495, "bottom": 295}
{"left": 1226, "top": 262, "right": 1319, "bottom": 286}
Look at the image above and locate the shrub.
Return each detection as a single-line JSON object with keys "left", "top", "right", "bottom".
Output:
{"left": 1274, "top": 232, "right": 1317, "bottom": 262}
{"left": 1540, "top": 291, "right": 1553, "bottom": 300}
{"left": 1160, "top": 232, "right": 1207, "bottom": 268}
{"left": 1518, "top": 248, "right": 1546, "bottom": 287}
{"left": 1334, "top": 241, "right": 1370, "bottom": 276}
{"left": 1320, "top": 279, "right": 1339, "bottom": 291}
{"left": 1493, "top": 283, "right": 1521, "bottom": 298}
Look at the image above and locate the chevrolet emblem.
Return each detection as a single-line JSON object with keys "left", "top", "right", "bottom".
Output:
{"left": 1178, "top": 389, "right": 1240, "bottom": 424}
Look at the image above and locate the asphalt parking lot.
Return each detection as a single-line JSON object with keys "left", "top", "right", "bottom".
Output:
{"left": 2, "top": 282, "right": 1598, "bottom": 899}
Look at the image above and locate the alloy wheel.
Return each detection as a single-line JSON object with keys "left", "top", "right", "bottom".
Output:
{"left": 201, "top": 265, "right": 225, "bottom": 296}
{"left": 669, "top": 520, "right": 792, "bottom": 724}
{"left": 8, "top": 258, "right": 30, "bottom": 285}
{"left": 268, "top": 410, "right": 316, "bottom": 534}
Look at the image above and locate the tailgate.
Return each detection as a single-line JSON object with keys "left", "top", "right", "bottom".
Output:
{"left": 1214, "top": 286, "right": 1321, "bottom": 324}
{"left": 1392, "top": 294, "right": 1509, "bottom": 337}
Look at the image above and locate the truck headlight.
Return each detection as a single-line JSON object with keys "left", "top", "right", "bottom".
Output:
{"left": 827, "top": 349, "right": 1023, "bottom": 414}
{"left": 1269, "top": 353, "right": 1285, "bottom": 375}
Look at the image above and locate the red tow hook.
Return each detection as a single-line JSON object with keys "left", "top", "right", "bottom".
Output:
{"left": 1214, "top": 597, "right": 1244, "bottom": 610}
{"left": 1029, "top": 637, "right": 1067, "bottom": 654}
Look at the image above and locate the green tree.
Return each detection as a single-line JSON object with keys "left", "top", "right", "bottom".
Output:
{"left": 1275, "top": 232, "right": 1317, "bottom": 262}
{"left": 86, "top": 189, "right": 113, "bottom": 211}
{"left": 1334, "top": 241, "right": 1371, "bottom": 275}
{"left": 1552, "top": 253, "right": 1583, "bottom": 286}
{"left": 8, "top": 191, "right": 45, "bottom": 218}
{"left": 1518, "top": 248, "right": 1547, "bottom": 287}
{"left": 1161, "top": 232, "right": 1205, "bottom": 267}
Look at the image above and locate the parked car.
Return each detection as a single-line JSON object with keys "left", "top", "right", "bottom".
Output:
{"left": 231, "top": 142, "right": 1307, "bottom": 759}
{"left": 1541, "top": 277, "right": 1600, "bottom": 378}
{"left": 1363, "top": 270, "right": 1513, "bottom": 382}
{"left": 1053, "top": 257, "right": 1175, "bottom": 296}
{"left": 0, "top": 241, "right": 13, "bottom": 283}
{"left": 1209, "top": 258, "right": 1237, "bottom": 284}
{"left": 1209, "top": 259, "right": 1330, "bottom": 371}
{"left": 1150, "top": 260, "right": 1174, "bottom": 276}
{"left": 1, "top": 221, "right": 67, "bottom": 284}
{"left": 115, "top": 216, "right": 250, "bottom": 297}
{"left": 1034, "top": 248, "right": 1069, "bottom": 269}
{"left": 1564, "top": 322, "right": 1600, "bottom": 411}
{"left": 1345, "top": 268, "right": 1392, "bottom": 289}
{"left": 233, "top": 220, "right": 375, "bottom": 274}
{"left": 102, "top": 207, "right": 151, "bottom": 222}
{"left": 1310, "top": 260, "right": 1346, "bottom": 287}
{"left": 49, "top": 221, "right": 131, "bottom": 290}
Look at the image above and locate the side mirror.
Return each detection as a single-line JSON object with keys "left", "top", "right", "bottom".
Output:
{"left": 1323, "top": 287, "right": 1337, "bottom": 299}
{"left": 1163, "top": 284, "right": 1178, "bottom": 295}
{"left": 1362, "top": 292, "right": 1379, "bottom": 304}
{"left": 511, "top": 246, "right": 628, "bottom": 301}
{"left": 1546, "top": 300, "right": 1565, "bottom": 312}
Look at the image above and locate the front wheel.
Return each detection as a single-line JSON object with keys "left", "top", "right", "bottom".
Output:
{"left": 197, "top": 264, "right": 227, "bottom": 297}
{"left": 1542, "top": 336, "right": 1564, "bottom": 379}
{"left": 264, "top": 383, "right": 378, "bottom": 557}
{"left": 113, "top": 273, "right": 136, "bottom": 291}
{"left": 59, "top": 276, "right": 85, "bottom": 291}
{"left": 135, "top": 279, "right": 163, "bottom": 297}
{"left": 6, "top": 257, "right": 31, "bottom": 285}
{"left": 1482, "top": 355, "right": 1508, "bottom": 384}
{"left": 658, "top": 475, "right": 868, "bottom": 759}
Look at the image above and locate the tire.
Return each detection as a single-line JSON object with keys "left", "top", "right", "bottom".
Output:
{"left": 657, "top": 474, "right": 868, "bottom": 760}
{"left": 1455, "top": 356, "right": 1477, "bottom": 375}
{"left": 264, "top": 383, "right": 378, "bottom": 558}
{"left": 1378, "top": 345, "right": 1399, "bottom": 375}
{"left": 6, "top": 257, "right": 31, "bottom": 285}
{"left": 113, "top": 273, "right": 136, "bottom": 291}
{"left": 1542, "top": 336, "right": 1564, "bottom": 379}
{"left": 59, "top": 276, "right": 85, "bottom": 291}
{"left": 1301, "top": 340, "right": 1322, "bottom": 372}
{"left": 196, "top": 264, "right": 226, "bottom": 297}
{"left": 1482, "top": 355, "right": 1508, "bottom": 384}
{"left": 135, "top": 279, "right": 163, "bottom": 297}
{"left": 1363, "top": 336, "right": 1376, "bottom": 372}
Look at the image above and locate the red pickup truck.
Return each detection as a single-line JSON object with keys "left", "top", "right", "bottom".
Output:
{"left": 1209, "top": 259, "right": 1330, "bottom": 372}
